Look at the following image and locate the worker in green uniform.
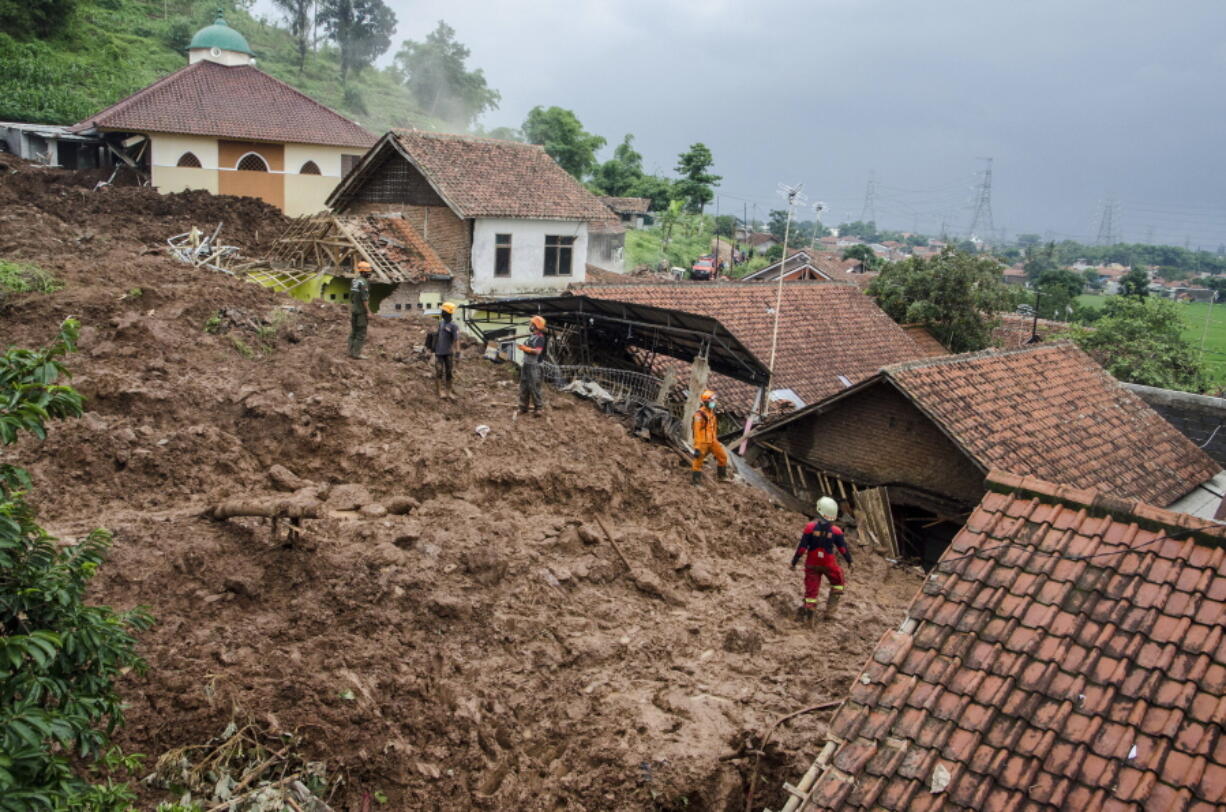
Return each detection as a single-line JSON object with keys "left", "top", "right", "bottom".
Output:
{"left": 348, "top": 261, "right": 372, "bottom": 359}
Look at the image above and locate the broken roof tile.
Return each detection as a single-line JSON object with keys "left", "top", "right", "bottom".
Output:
{"left": 580, "top": 281, "right": 926, "bottom": 411}
{"left": 792, "top": 472, "right": 1226, "bottom": 809}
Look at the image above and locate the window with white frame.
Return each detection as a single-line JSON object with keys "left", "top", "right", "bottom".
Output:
{"left": 543, "top": 235, "right": 575, "bottom": 276}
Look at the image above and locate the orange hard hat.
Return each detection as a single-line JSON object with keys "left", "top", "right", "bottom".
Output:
{"left": 700, "top": 389, "right": 716, "bottom": 403}
{"left": 356, "top": 261, "right": 372, "bottom": 272}
{"left": 530, "top": 315, "right": 546, "bottom": 330}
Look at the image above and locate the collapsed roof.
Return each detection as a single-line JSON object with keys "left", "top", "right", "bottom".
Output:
{"left": 464, "top": 294, "right": 771, "bottom": 387}
{"left": 268, "top": 213, "right": 450, "bottom": 284}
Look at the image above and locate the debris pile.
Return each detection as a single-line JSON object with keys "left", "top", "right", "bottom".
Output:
{"left": 2, "top": 162, "right": 923, "bottom": 809}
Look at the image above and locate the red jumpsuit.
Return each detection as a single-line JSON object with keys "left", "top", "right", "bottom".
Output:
{"left": 791, "top": 519, "right": 851, "bottom": 611}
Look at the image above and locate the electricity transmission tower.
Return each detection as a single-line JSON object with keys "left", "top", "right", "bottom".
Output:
{"left": 966, "top": 157, "right": 995, "bottom": 241}
{"left": 1095, "top": 197, "right": 1120, "bottom": 245}
{"left": 859, "top": 170, "right": 877, "bottom": 224}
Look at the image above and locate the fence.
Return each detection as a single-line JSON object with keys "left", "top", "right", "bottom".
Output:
{"left": 540, "top": 362, "right": 685, "bottom": 445}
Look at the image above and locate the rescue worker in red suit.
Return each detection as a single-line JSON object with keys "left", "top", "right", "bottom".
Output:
{"left": 691, "top": 389, "right": 729, "bottom": 485}
{"left": 791, "top": 496, "right": 852, "bottom": 621}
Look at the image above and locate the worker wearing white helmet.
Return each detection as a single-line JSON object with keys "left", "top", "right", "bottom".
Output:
{"left": 790, "top": 496, "right": 852, "bottom": 622}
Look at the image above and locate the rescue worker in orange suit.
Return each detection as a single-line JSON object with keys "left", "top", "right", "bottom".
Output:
{"left": 690, "top": 389, "right": 729, "bottom": 485}
{"left": 791, "top": 496, "right": 852, "bottom": 621}
{"left": 516, "top": 315, "right": 547, "bottom": 416}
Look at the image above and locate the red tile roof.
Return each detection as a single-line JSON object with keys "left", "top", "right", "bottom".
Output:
{"left": 747, "top": 232, "right": 777, "bottom": 246}
{"left": 598, "top": 196, "right": 651, "bottom": 214}
{"left": 579, "top": 281, "right": 927, "bottom": 410}
{"left": 797, "top": 470, "right": 1226, "bottom": 810}
{"left": 884, "top": 343, "right": 1219, "bottom": 506}
{"left": 71, "top": 60, "right": 376, "bottom": 148}
{"left": 353, "top": 216, "right": 450, "bottom": 283}
{"left": 379, "top": 130, "right": 614, "bottom": 221}
{"left": 900, "top": 324, "right": 949, "bottom": 357}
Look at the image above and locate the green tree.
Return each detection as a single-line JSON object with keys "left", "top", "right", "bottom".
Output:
{"left": 271, "top": 0, "right": 313, "bottom": 71}
{"left": 393, "top": 21, "right": 500, "bottom": 127}
{"left": 1119, "top": 266, "right": 1150, "bottom": 298}
{"left": 522, "top": 106, "right": 606, "bottom": 180}
{"left": 590, "top": 134, "right": 644, "bottom": 197}
{"left": 0, "top": 0, "right": 76, "bottom": 39}
{"left": 0, "top": 320, "right": 152, "bottom": 808}
{"left": 1033, "top": 267, "right": 1084, "bottom": 320}
{"left": 767, "top": 209, "right": 789, "bottom": 242}
{"left": 842, "top": 243, "right": 883, "bottom": 271}
{"left": 318, "top": 0, "right": 397, "bottom": 83}
{"left": 713, "top": 215, "right": 736, "bottom": 238}
{"left": 627, "top": 174, "right": 672, "bottom": 213}
{"left": 1022, "top": 242, "right": 1058, "bottom": 282}
{"left": 1068, "top": 297, "right": 1209, "bottom": 391}
{"left": 673, "top": 143, "right": 720, "bottom": 214}
{"left": 867, "top": 250, "right": 1018, "bottom": 352}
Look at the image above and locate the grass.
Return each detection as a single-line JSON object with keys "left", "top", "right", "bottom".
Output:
{"left": 1077, "top": 293, "right": 1226, "bottom": 379}
{"left": 0, "top": 0, "right": 436, "bottom": 133}
{"left": 0, "top": 258, "right": 62, "bottom": 296}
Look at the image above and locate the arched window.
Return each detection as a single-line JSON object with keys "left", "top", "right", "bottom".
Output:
{"left": 235, "top": 152, "right": 269, "bottom": 172}
{"left": 299, "top": 160, "right": 321, "bottom": 175}
{"left": 176, "top": 151, "right": 202, "bottom": 168}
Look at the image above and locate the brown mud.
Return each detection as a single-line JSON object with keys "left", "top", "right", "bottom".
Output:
{"left": 0, "top": 164, "right": 921, "bottom": 810}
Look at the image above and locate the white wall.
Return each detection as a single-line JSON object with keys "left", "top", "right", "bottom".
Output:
{"left": 151, "top": 134, "right": 219, "bottom": 170}
{"left": 471, "top": 218, "right": 588, "bottom": 295}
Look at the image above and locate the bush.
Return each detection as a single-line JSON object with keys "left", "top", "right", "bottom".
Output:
{"left": 1, "top": 319, "right": 153, "bottom": 809}
{"left": 0, "top": 260, "right": 62, "bottom": 299}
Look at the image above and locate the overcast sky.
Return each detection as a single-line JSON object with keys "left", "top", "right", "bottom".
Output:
{"left": 283, "top": 0, "right": 1226, "bottom": 247}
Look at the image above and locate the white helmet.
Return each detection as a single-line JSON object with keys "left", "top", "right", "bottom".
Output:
{"left": 816, "top": 496, "right": 838, "bottom": 521}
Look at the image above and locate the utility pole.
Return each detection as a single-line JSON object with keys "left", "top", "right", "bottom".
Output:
{"left": 1095, "top": 196, "right": 1119, "bottom": 246}
{"left": 766, "top": 184, "right": 805, "bottom": 419}
{"left": 859, "top": 170, "right": 877, "bottom": 224}
{"left": 966, "top": 157, "right": 995, "bottom": 243}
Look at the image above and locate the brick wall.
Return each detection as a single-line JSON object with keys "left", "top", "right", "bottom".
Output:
{"left": 764, "top": 381, "right": 986, "bottom": 504}
{"left": 338, "top": 153, "right": 473, "bottom": 295}
{"left": 346, "top": 202, "right": 472, "bottom": 296}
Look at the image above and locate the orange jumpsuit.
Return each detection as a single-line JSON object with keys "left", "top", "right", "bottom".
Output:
{"left": 691, "top": 405, "right": 728, "bottom": 471}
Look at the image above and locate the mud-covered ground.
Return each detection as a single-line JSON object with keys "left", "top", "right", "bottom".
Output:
{"left": 1, "top": 162, "right": 922, "bottom": 810}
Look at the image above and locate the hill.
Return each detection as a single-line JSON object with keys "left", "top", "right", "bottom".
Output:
{"left": 0, "top": 0, "right": 430, "bottom": 133}
{"left": 0, "top": 160, "right": 922, "bottom": 808}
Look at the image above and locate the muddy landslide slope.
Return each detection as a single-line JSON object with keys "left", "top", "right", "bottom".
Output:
{"left": 0, "top": 163, "right": 921, "bottom": 810}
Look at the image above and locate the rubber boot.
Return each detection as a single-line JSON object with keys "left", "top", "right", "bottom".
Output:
{"left": 690, "top": 470, "right": 702, "bottom": 486}
{"left": 824, "top": 589, "right": 843, "bottom": 620}
{"left": 717, "top": 465, "right": 729, "bottom": 482}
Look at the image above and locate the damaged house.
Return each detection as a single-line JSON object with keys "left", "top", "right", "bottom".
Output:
{"left": 780, "top": 471, "right": 1226, "bottom": 811}
{"left": 578, "top": 281, "right": 933, "bottom": 417}
{"left": 68, "top": 13, "right": 375, "bottom": 216}
{"left": 746, "top": 343, "right": 1223, "bottom": 566}
{"left": 325, "top": 129, "right": 618, "bottom": 298}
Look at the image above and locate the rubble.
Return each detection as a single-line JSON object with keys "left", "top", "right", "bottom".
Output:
{"left": 1, "top": 161, "right": 923, "bottom": 808}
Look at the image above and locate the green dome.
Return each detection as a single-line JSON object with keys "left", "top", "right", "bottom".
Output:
{"left": 189, "top": 13, "right": 254, "bottom": 56}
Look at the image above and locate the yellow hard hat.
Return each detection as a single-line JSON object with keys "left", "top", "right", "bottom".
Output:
{"left": 440, "top": 302, "right": 456, "bottom": 314}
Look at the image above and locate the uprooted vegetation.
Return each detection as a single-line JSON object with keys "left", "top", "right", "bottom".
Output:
{"left": 1, "top": 162, "right": 923, "bottom": 808}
